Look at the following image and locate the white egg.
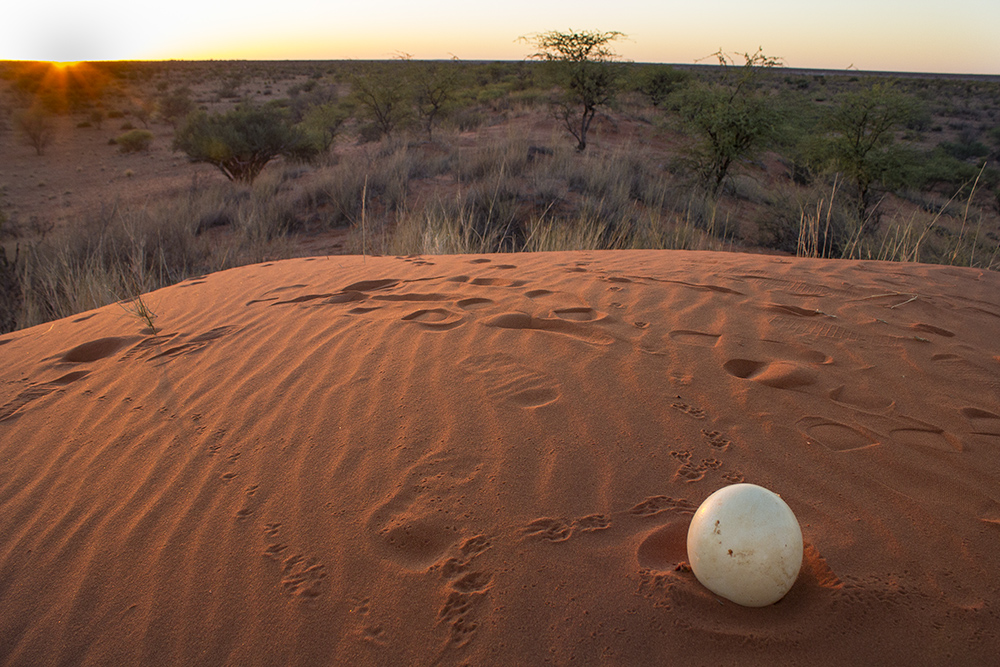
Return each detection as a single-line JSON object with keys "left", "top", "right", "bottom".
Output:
{"left": 686, "top": 483, "right": 803, "bottom": 607}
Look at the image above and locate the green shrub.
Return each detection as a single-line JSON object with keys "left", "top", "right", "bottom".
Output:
{"left": 632, "top": 65, "right": 690, "bottom": 107}
{"left": 173, "top": 104, "right": 320, "bottom": 184}
{"left": 158, "top": 88, "right": 194, "bottom": 128}
{"left": 676, "top": 49, "right": 782, "bottom": 196}
{"left": 115, "top": 129, "right": 153, "bottom": 153}
{"left": 939, "top": 140, "right": 990, "bottom": 161}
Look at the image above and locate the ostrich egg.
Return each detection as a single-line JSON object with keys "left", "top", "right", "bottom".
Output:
{"left": 686, "top": 483, "right": 803, "bottom": 607}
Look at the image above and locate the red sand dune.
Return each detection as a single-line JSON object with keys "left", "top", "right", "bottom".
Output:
{"left": 1, "top": 249, "right": 999, "bottom": 665}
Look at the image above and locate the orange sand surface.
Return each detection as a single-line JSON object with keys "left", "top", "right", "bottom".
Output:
{"left": 2, "top": 250, "right": 1000, "bottom": 665}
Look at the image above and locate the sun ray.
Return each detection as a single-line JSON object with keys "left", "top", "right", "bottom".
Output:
{"left": 12, "top": 61, "right": 109, "bottom": 114}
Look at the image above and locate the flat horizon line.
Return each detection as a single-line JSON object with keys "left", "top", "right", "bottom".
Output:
{"left": 2, "top": 58, "right": 998, "bottom": 80}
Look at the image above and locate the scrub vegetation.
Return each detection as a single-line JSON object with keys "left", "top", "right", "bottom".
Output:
{"left": 1, "top": 35, "right": 999, "bottom": 333}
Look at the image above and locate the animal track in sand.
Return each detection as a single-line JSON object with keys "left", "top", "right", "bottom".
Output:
{"left": 439, "top": 592, "right": 485, "bottom": 648}
{"left": 670, "top": 400, "right": 706, "bottom": 420}
{"left": 401, "top": 308, "right": 465, "bottom": 331}
{"left": 522, "top": 518, "right": 573, "bottom": 542}
{"left": 461, "top": 353, "right": 561, "bottom": 408}
{"left": 522, "top": 514, "right": 612, "bottom": 542}
{"left": 341, "top": 278, "right": 400, "bottom": 292}
{"left": 890, "top": 424, "right": 961, "bottom": 452}
{"left": 60, "top": 336, "right": 131, "bottom": 362}
{"left": 432, "top": 534, "right": 494, "bottom": 651}
{"left": 398, "top": 255, "right": 435, "bottom": 266}
{"left": 372, "top": 292, "right": 454, "bottom": 303}
{"left": 115, "top": 326, "right": 238, "bottom": 363}
{"left": 550, "top": 306, "right": 606, "bottom": 322}
{"left": 374, "top": 517, "right": 460, "bottom": 570}
{"left": 450, "top": 571, "right": 493, "bottom": 594}
{"left": 278, "top": 554, "right": 327, "bottom": 598}
{"left": 723, "top": 358, "right": 818, "bottom": 390}
{"left": 701, "top": 430, "right": 731, "bottom": 451}
{"left": 262, "top": 524, "right": 327, "bottom": 599}
{"left": 628, "top": 496, "right": 697, "bottom": 517}
{"left": 575, "top": 514, "right": 613, "bottom": 532}
{"left": 324, "top": 291, "right": 367, "bottom": 304}
{"left": 798, "top": 417, "right": 880, "bottom": 452}
{"left": 961, "top": 407, "right": 1000, "bottom": 420}
{"left": 270, "top": 293, "right": 336, "bottom": 304}
{"left": 767, "top": 303, "right": 830, "bottom": 318}
{"left": 437, "top": 534, "right": 493, "bottom": 579}
{"left": 961, "top": 407, "right": 1000, "bottom": 436}
{"left": 670, "top": 450, "right": 722, "bottom": 483}
{"left": 349, "top": 595, "right": 386, "bottom": 644}
{"left": 0, "top": 370, "right": 90, "bottom": 422}
{"left": 483, "top": 311, "right": 614, "bottom": 345}
{"left": 668, "top": 330, "right": 721, "bottom": 347}
{"left": 931, "top": 354, "right": 1000, "bottom": 394}
{"left": 468, "top": 278, "right": 527, "bottom": 288}
{"left": 637, "top": 521, "right": 690, "bottom": 570}
{"left": 770, "top": 318, "right": 900, "bottom": 346}
{"left": 457, "top": 297, "right": 493, "bottom": 310}
{"left": 910, "top": 323, "right": 955, "bottom": 338}
{"left": 725, "top": 274, "right": 842, "bottom": 298}
{"left": 645, "top": 277, "right": 743, "bottom": 295}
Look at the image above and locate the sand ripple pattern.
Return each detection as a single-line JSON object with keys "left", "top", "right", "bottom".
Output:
{"left": 1, "top": 251, "right": 999, "bottom": 665}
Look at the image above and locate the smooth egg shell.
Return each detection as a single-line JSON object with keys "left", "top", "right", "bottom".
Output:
{"left": 686, "top": 483, "right": 803, "bottom": 607}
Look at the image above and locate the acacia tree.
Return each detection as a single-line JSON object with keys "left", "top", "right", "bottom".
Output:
{"left": 173, "top": 104, "right": 319, "bottom": 184}
{"left": 822, "top": 82, "right": 917, "bottom": 221}
{"left": 15, "top": 107, "right": 55, "bottom": 155}
{"left": 413, "top": 62, "right": 459, "bottom": 141}
{"left": 350, "top": 63, "right": 412, "bottom": 140}
{"left": 523, "top": 29, "right": 626, "bottom": 151}
{"left": 300, "top": 101, "right": 347, "bottom": 152}
{"left": 158, "top": 88, "right": 194, "bottom": 128}
{"left": 678, "top": 48, "right": 782, "bottom": 196}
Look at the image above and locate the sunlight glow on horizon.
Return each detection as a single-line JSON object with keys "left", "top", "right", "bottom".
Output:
{"left": 6, "top": 0, "right": 1000, "bottom": 75}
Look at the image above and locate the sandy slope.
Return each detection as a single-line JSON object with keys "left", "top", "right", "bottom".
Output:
{"left": 1, "top": 250, "right": 999, "bottom": 666}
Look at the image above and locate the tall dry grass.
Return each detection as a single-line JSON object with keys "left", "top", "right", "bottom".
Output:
{"left": 12, "top": 179, "right": 303, "bottom": 331}
{"left": 796, "top": 163, "right": 997, "bottom": 269}
{"left": 5, "top": 124, "right": 997, "bottom": 334}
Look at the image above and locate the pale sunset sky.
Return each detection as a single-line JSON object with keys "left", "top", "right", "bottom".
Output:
{"left": 5, "top": 0, "right": 999, "bottom": 75}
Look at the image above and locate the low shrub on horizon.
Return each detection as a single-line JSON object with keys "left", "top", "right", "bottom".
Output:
{"left": 115, "top": 129, "right": 154, "bottom": 153}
